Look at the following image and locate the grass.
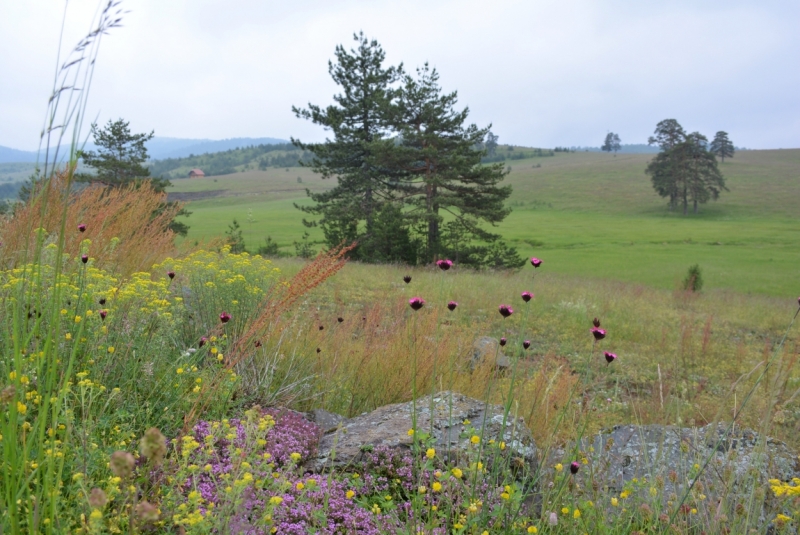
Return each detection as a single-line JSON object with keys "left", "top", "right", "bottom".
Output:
{"left": 169, "top": 149, "right": 800, "bottom": 296}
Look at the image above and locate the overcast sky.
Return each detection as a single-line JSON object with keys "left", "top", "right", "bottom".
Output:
{"left": 1, "top": 0, "right": 798, "bottom": 151}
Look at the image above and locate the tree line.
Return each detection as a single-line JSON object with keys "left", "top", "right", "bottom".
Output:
{"left": 645, "top": 119, "right": 733, "bottom": 214}
{"left": 292, "top": 33, "right": 523, "bottom": 268}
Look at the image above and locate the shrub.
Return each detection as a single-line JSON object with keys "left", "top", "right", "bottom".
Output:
{"left": 683, "top": 263, "right": 703, "bottom": 292}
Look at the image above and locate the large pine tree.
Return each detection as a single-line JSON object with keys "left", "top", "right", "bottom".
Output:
{"left": 291, "top": 32, "right": 404, "bottom": 261}
{"left": 709, "top": 131, "right": 735, "bottom": 163}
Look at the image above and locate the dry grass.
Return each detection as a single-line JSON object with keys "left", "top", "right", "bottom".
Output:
{"left": 0, "top": 168, "right": 183, "bottom": 276}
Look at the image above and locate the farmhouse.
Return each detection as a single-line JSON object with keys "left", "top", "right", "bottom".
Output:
{"left": 188, "top": 168, "right": 205, "bottom": 178}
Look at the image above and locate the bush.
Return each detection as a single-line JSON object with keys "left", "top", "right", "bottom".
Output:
{"left": 683, "top": 263, "right": 703, "bottom": 292}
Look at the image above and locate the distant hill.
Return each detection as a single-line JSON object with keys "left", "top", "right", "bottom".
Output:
{"left": 0, "top": 136, "right": 288, "bottom": 164}
{"left": 572, "top": 144, "right": 660, "bottom": 154}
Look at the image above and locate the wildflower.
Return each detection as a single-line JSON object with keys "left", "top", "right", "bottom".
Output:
{"left": 290, "top": 452, "right": 302, "bottom": 462}
{"left": 530, "top": 257, "right": 542, "bottom": 268}
{"left": 561, "top": 507, "right": 570, "bottom": 515}
{"left": 447, "top": 301, "right": 458, "bottom": 311}
{"left": 409, "top": 297, "right": 425, "bottom": 311}
{"left": 371, "top": 503, "right": 381, "bottom": 514}
{"left": 620, "top": 490, "right": 630, "bottom": 499}
{"left": 65, "top": 333, "right": 72, "bottom": 341}
{"left": 167, "top": 270, "right": 175, "bottom": 279}
{"left": 296, "top": 482, "right": 305, "bottom": 491}
{"left": 88, "top": 488, "right": 108, "bottom": 509}
{"left": 407, "top": 429, "right": 414, "bottom": 436}
{"left": 592, "top": 317, "right": 601, "bottom": 327}
{"left": 590, "top": 327, "right": 606, "bottom": 340}
{"left": 337, "top": 317, "right": 344, "bottom": 322}
{"left": 521, "top": 291, "right": 533, "bottom": 302}
{"left": 611, "top": 497, "right": 619, "bottom": 507}
{"left": 81, "top": 254, "right": 89, "bottom": 264}
{"left": 498, "top": 304, "right": 513, "bottom": 318}
{"left": 528, "top": 527, "right": 538, "bottom": 534}
{"left": 500, "top": 337, "right": 507, "bottom": 346}
{"left": 570, "top": 461, "right": 580, "bottom": 474}
{"left": 604, "top": 351, "right": 617, "bottom": 364}
{"left": 452, "top": 467, "right": 463, "bottom": 479}
{"left": 470, "top": 435, "right": 480, "bottom": 445}
{"left": 140, "top": 427, "right": 167, "bottom": 465}
{"left": 346, "top": 490, "right": 355, "bottom": 499}
{"left": 403, "top": 275, "right": 411, "bottom": 284}
{"left": 110, "top": 451, "right": 135, "bottom": 478}
{"left": 107, "top": 346, "right": 115, "bottom": 354}
{"left": 426, "top": 448, "right": 435, "bottom": 459}
{"left": 99, "top": 310, "right": 107, "bottom": 321}
{"left": 319, "top": 325, "right": 324, "bottom": 330}
{"left": 501, "top": 491, "right": 510, "bottom": 500}
{"left": 573, "top": 509, "right": 581, "bottom": 519}
{"left": 199, "top": 337, "right": 207, "bottom": 348}
{"left": 523, "top": 340, "right": 531, "bottom": 349}
{"left": 78, "top": 224, "right": 86, "bottom": 232}
{"left": 418, "top": 486, "right": 427, "bottom": 494}
{"left": 17, "top": 401, "right": 27, "bottom": 415}
{"left": 219, "top": 312, "right": 231, "bottom": 323}
{"left": 98, "top": 298, "right": 106, "bottom": 305}
{"left": 432, "top": 482, "right": 442, "bottom": 492}
{"left": 548, "top": 512, "right": 558, "bottom": 526}
{"left": 436, "top": 259, "right": 453, "bottom": 271}
{"left": 316, "top": 348, "right": 321, "bottom": 354}
{"left": 177, "top": 368, "right": 184, "bottom": 374}
{"left": 135, "top": 501, "right": 159, "bottom": 522}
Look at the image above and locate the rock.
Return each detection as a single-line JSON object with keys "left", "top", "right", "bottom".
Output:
{"left": 546, "top": 423, "right": 800, "bottom": 524}
{"left": 309, "top": 391, "right": 536, "bottom": 477}
{"left": 470, "top": 336, "right": 511, "bottom": 370}
{"left": 304, "top": 408, "right": 348, "bottom": 434}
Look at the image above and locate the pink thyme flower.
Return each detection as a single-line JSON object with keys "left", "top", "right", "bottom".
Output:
{"left": 604, "top": 351, "right": 617, "bottom": 364}
{"left": 78, "top": 224, "right": 86, "bottom": 233}
{"left": 219, "top": 312, "right": 231, "bottom": 324}
{"left": 436, "top": 259, "right": 453, "bottom": 271}
{"left": 499, "top": 337, "right": 507, "bottom": 346}
{"left": 521, "top": 291, "right": 533, "bottom": 302}
{"left": 447, "top": 301, "right": 458, "bottom": 311}
{"left": 409, "top": 297, "right": 425, "bottom": 311}
{"left": 549, "top": 512, "right": 558, "bottom": 526}
{"left": 523, "top": 340, "right": 531, "bottom": 349}
{"left": 590, "top": 327, "right": 606, "bottom": 340}
{"left": 530, "top": 257, "right": 542, "bottom": 268}
{"left": 498, "top": 304, "right": 513, "bottom": 318}
{"left": 570, "top": 461, "right": 580, "bottom": 474}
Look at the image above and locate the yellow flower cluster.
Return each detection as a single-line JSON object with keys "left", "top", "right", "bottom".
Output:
{"left": 770, "top": 478, "right": 800, "bottom": 497}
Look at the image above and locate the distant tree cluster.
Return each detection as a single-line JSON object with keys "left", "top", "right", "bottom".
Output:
{"left": 601, "top": 132, "right": 621, "bottom": 154}
{"left": 292, "top": 33, "right": 523, "bottom": 268}
{"left": 148, "top": 143, "right": 311, "bottom": 179}
{"left": 645, "top": 119, "right": 730, "bottom": 214}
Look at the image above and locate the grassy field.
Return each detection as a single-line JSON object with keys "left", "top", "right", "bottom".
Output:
{"left": 168, "top": 149, "right": 800, "bottom": 296}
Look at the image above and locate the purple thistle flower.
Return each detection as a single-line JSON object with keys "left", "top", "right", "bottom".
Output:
{"left": 81, "top": 254, "right": 88, "bottom": 264}
{"left": 521, "top": 291, "right": 533, "bottom": 303}
{"left": 436, "top": 259, "right": 453, "bottom": 271}
{"left": 530, "top": 257, "right": 542, "bottom": 268}
{"left": 98, "top": 298, "right": 106, "bottom": 305}
{"left": 604, "top": 351, "right": 617, "bottom": 364}
{"left": 167, "top": 270, "right": 175, "bottom": 279}
{"left": 409, "top": 297, "right": 425, "bottom": 311}
{"left": 99, "top": 310, "right": 107, "bottom": 321}
{"left": 219, "top": 312, "right": 231, "bottom": 324}
{"left": 447, "top": 301, "right": 458, "bottom": 311}
{"left": 523, "top": 340, "right": 531, "bottom": 350}
{"left": 592, "top": 317, "right": 601, "bottom": 328}
{"left": 198, "top": 337, "right": 207, "bottom": 348}
{"left": 499, "top": 337, "right": 507, "bottom": 346}
{"left": 570, "top": 461, "right": 580, "bottom": 474}
{"left": 403, "top": 275, "right": 411, "bottom": 284}
{"left": 498, "top": 304, "right": 513, "bottom": 318}
{"left": 78, "top": 224, "right": 86, "bottom": 233}
{"left": 590, "top": 327, "right": 606, "bottom": 340}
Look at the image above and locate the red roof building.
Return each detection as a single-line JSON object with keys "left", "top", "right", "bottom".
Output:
{"left": 189, "top": 169, "right": 205, "bottom": 178}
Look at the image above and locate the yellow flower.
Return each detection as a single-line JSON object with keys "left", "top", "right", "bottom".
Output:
{"left": 107, "top": 346, "right": 115, "bottom": 354}
{"left": 74, "top": 316, "right": 82, "bottom": 323}
{"left": 432, "top": 482, "right": 442, "bottom": 492}
{"left": 499, "top": 441, "right": 506, "bottom": 450}
{"left": 65, "top": 333, "right": 72, "bottom": 341}
{"left": 620, "top": 490, "right": 630, "bottom": 499}
{"left": 500, "top": 492, "right": 510, "bottom": 500}
{"left": 290, "top": 452, "right": 301, "bottom": 462}
{"left": 426, "top": 448, "right": 435, "bottom": 459}
{"left": 555, "top": 463, "right": 563, "bottom": 472}
{"left": 451, "top": 468, "right": 463, "bottom": 479}
{"left": 407, "top": 429, "right": 414, "bottom": 436}
{"left": 573, "top": 509, "right": 581, "bottom": 519}
{"left": 470, "top": 435, "right": 480, "bottom": 444}
{"left": 691, "top": 508, "right": 697, "bottom": 515}
{"left": 346, "top": 490, "right": 355, "bottom": 499}
{"left": 611, "top": 497, "right": 619, "bottom": 507}
{"left": 269, "top": 496, "right": 283, "bottom": 505}
{"left": 177, "top": 368, "right": 184, "bottom": 374}
{"left": 16, "top": 402, "right": 27, "bottom": 415}
{"left": 371, "top": 504, "right": 381, "bottom": 514}
{"left": 418, "top": 486, "right": 426, "bottom": 494}
{"left": 561, "top": 507, "right": 570, "bottom": 515}
{"left": 527, "top": 527, "right": 538, "bottom": 533}
{"left": 296, "top": 482, "right": 305, "bottom": 491}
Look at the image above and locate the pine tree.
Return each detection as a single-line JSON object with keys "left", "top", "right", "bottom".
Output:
{"left": 378, "top": 64, "right": 521, "bottom": 267}
{"left": 291, "top": 32, "right": 403, "bottom": 261}
{"left": 709, "top": 131, "right": 735, "bottom": 163}
{"left": 646, "top": 119, "right": 687, "bottom": 210}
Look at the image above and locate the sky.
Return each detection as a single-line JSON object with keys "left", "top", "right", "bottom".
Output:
{"left": 1, "top": 0, "right": 798, "bottom": 151}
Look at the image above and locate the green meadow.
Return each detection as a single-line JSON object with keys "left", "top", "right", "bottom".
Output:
{"left": 169, "top": 149, "right": 800, "bottom": 296}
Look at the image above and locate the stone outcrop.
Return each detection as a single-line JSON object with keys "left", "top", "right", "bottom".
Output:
{"left": 546, "top": 423, "right": 800, "bottom": 523}
{"left": 470, "top": 336, "right": 510, "bottom": 370}
{"left": 309, "top": 391, "right": 536, "bottom": 475}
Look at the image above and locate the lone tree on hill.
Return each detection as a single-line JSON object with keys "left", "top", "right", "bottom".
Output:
{"left": 601, "top": 132, "right": 621, "bottom": 154}
{"left": 710, "top": 131, "right": 735, "bottom": 163}
{"left": 646, "top": 126, "right": 727, "bottom": 214}
{"left": 485, "top": 131, "right": 499, "bottom": 157}
{"left": 76, "top": 118, "right": 189, "bottom": 235}
{"left": 293, "top": 34, "right": 522, "bottom": 268}
{"left": 291, "top": 32, "right": 406, "bottom": 262}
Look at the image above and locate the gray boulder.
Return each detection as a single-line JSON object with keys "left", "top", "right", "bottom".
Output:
{"left": 470, "top": 336, "right": 511, "bottom": 370}
{"left": 309, "top": 391, "right": 536, "bottom": 476}
{"left": 304, "top": 408, "right": 348, "bottom": 434}
{"left": 546, "top": 423, "right": 800, "bottom": 525}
